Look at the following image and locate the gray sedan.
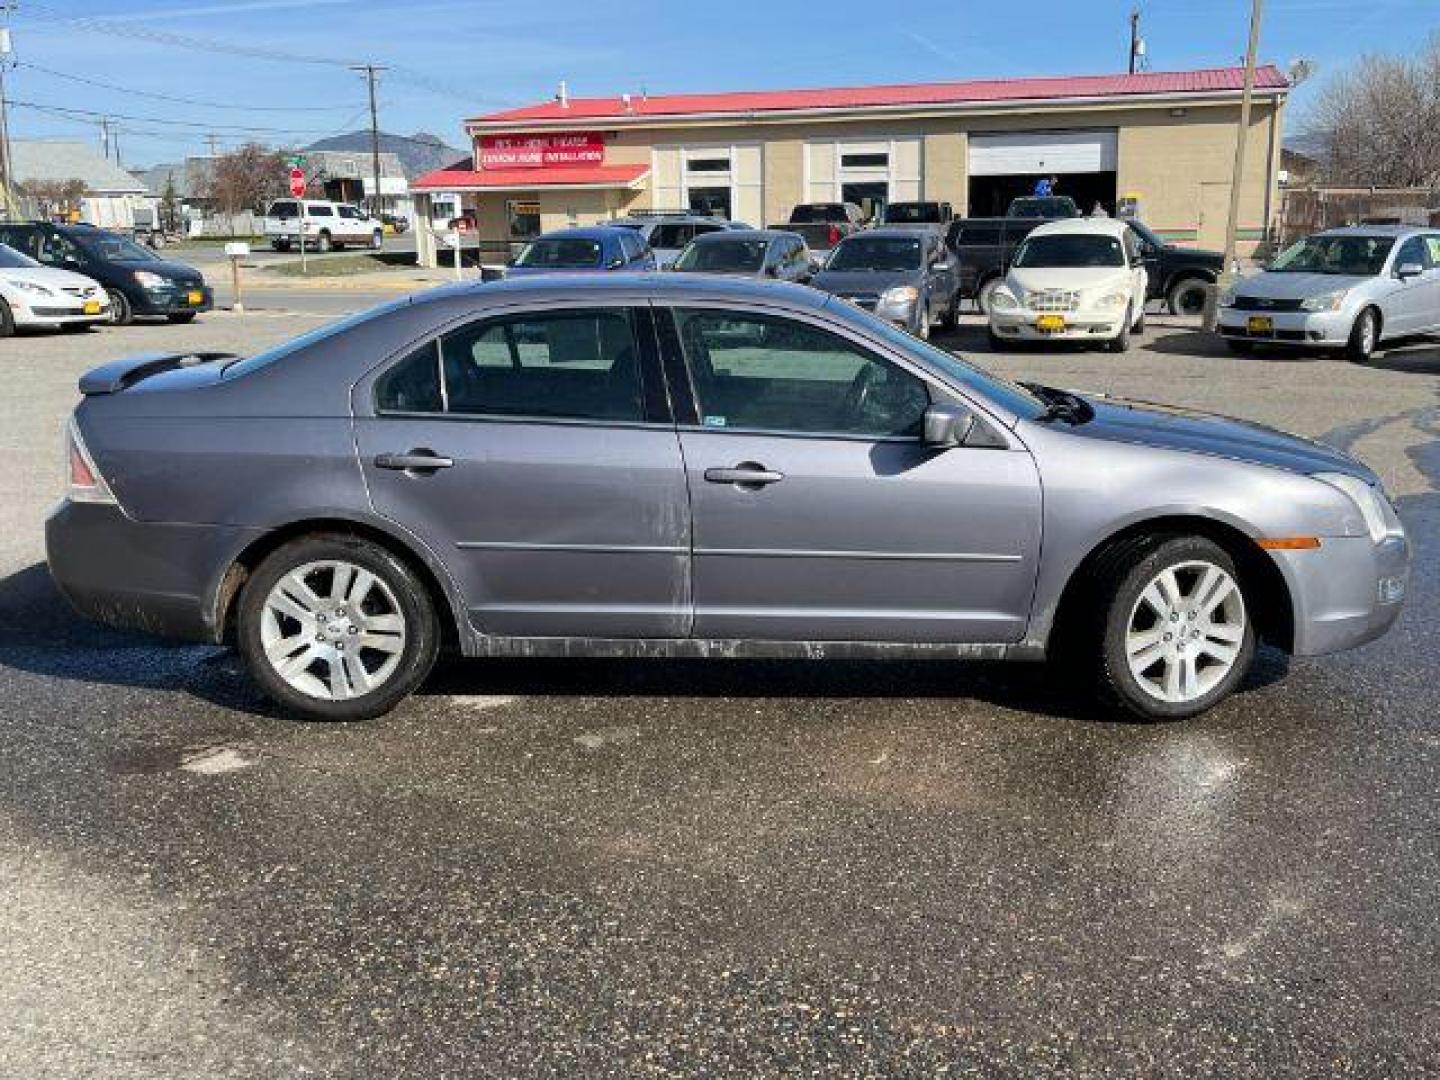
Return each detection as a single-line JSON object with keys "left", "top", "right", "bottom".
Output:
{"left": 811, "top": 228, "right": 961, "bottom": 338}
{"left": 1218, "top": 225, "right": 1440, "bottom": 361}
{"left": 48, "top": 275, "right": 1409, "bottom": 722}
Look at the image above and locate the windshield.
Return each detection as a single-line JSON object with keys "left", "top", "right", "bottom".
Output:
{"left": 672, "top": 239, "right": 769, "bottom": 273}
{"left": 1012, "top": 233, "right": 1125, "bottom": 269}
{"left": 826, "top": 236, "right": 923, "bottom": 272}
{"left": 1269, "top": 235, "right": 1395, "bottom": 276}
{"left": 790, "top": 205, "right": 845, "bottom": 223}
{"left": 885, "top": 204, "right": 939, "bottom": 223}
{"left": 512, "top": 237, "right": 604, "bottom": 269}
{"left": 0, "top": 243, "right": 40, "bottom": 269}
{"left": 78, "top": 232, "right": 159, "bottom": 263}
{"left": 1010, "top": 197, "right": 1078, "bottom": 219}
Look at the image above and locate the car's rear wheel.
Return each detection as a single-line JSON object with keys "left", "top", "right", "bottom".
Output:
{"left": 370, "top": 229, "right": 384, "bottom": 250}
{"left": 237, "top": 535, "right": 440, "bottom": 722}
{"left": 1167, "top": 277, "right": 1210, "bottom": 318}
{"left": 106, "top": 289, "right": 133, "bottom": 326}
{"left": 1346, "top": 307, "right": 1379, "bottom": 363}
{"left": 1088, "top": 536, "right": 1255, "bottom": 720}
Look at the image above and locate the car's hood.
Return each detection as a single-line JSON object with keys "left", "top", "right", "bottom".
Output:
{"left": 812, "top": 268, "right": 920, "bottom": 294}
{"left": 130, "top": 259, "right": 206, "bottom": 285}
{"left": 0, "top": 266, "right": 102, "bottom": 291}
{"left": 1007, "top": 267, "right": 1131, "bottom": 294}
{"left": 1064, "top": 394, "right": 1374, "bottom": 481}
{"left": 1232, "top": 271, "right": 1371, "bottom": 299}
{"left": 504, "top": 265, "right": 605, "bottom": 277}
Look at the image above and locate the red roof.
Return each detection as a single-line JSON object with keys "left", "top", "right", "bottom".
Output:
{"left": 473, "top": 66, "right": 1288, "bottom": 125}
{"left": 412, "top": 161, "right": 649, "bottom": 192}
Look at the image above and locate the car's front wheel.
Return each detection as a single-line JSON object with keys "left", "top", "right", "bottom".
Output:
{"left": 1167, "top": 277, "right": 1210, "bottom": 318}
{"left": 237, "top": 535, "right": 441, "bottom": 721}
{"left": 1346, "top": 307, "right": 1379, "bottom": 363}
{"left": 1104, "top": 306, "right": 1133, "bottom": 352}
{"left": 1089, "top": 536, "right": 1256, "bottom": 720}
{"left": 107, "top": 289, "right": 133, "bottom": 326}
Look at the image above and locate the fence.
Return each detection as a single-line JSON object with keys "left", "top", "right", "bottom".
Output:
{"left": 1278, "top": 186, "right": 1440, "bottom": 247}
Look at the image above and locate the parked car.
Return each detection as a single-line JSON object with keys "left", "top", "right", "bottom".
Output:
{"left": 380, "top": 213, "right": 409, "bottom": 235}
{"left": 1007, "top": 196, "right": 1081, "bottom": 219}
{"left": 0, "top": 221, "right": 212, "bottom": 326}
{"left": 881, "top": 201, "right": 954, "bottom": 230}
{"left": 945, "top": 216, "right": 1045, "bottom": 314}
{"left": 1125, "top": 219, "right": 1224, "bottom": 317}
{"left": 811, "top": 228, "right": 960, "bottom": 338}
{"left": 263, "top": 199, "right": 385, "bottom": 253}
{"left": 777, "top": 202, "right": 867, "bottom": 256}
{"left": 607, "top": 212, "right": 752, "bottom": 267}
{"left": 1216, "top": 226, "right": 1440, "bottom": 362}
{"left": 669, "top": 229, "right": 814, "bottom": 281}
{"left": 505, "top": 226, "right": 657, "bottom": 277}
{"left": 48, "top": 275, "right": 1409, "bottom": 723}
{"left": 0, "top": 241, "right": 109, "bottom": 335}
{"left": 987, "top": 217, "right": 1147, "bottom": 351}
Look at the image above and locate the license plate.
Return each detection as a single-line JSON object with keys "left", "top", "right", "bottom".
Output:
{"left": 1246, "top": 315, "right": 1273, "bottom": 334}
{"left": 1036, "top": 314, "right": 1067, "bottom": 333}
{"left": 187, "top": 290, "right": 204, "bottom": 305}
{"left": 82, "top": 300, "right": 101, "bottom": 315}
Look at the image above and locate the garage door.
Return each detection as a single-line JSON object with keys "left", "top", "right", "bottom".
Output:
{"left": 968, "top": 130, "right": 1118, "bottom": 176}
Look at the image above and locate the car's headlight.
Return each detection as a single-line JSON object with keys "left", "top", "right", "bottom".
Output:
{"left": 1092, "top": 290, "right": 1129, "bottom": 310}
{"left": 881, "top": 285, "right": 919, "bottom": 306}
{"left": 133, "top": 271, "right": 169, "bottom": 289}
{"left": 7, "top": 279, "right": 53, "bottom": 296}
{"left": 990, "top": 287, "right": 1020, "bottom": 311}
{"left": 1314, "top": 472, "right": 1404, "bottom": 544}
{"left": 1300, "top": 289, "right": 1347, "bottom": 312}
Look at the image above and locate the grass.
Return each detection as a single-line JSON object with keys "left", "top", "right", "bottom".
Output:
{"left": 268, "top": 254, "right": 399, "bottom": 278}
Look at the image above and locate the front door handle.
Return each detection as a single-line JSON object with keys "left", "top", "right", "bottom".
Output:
{"left": 704, "top": 463, "right": 784, "bottom": 487}
{"left": 375, "top": 449, "right": 454, "bottom": 473}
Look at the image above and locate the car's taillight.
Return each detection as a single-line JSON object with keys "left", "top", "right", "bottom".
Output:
{"left": 65, "top": 417, "right": 117, "bottom": 505}
{"left": 827, "top": 223, "right": 841, "bottom": 246}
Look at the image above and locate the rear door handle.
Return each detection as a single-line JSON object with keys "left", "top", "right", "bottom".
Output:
{"left": 375, "top": 449, "right": 454, "bottom": 472}
{"left": 704, "top": 464, "right": 784, "bottom": 487}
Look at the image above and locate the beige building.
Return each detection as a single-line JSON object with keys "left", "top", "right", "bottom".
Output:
{"left": 413, "top": 66, "right": 1287, "bottom": 265}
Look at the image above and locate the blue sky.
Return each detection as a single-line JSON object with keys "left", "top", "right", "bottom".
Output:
{"left": 7, "top": 0, "right": 1436, "bottom": 167}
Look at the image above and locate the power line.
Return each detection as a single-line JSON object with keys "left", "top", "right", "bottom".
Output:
{"left": 16, "top": 61, "right": 365, "bottom": 113}
{"left": 8, "top": 96, "right": 365, "bottom": 136}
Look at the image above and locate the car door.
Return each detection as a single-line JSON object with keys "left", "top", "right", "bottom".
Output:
{"left": 926, "top": 235, "right": 957, "bottom": 318}
{"left": 1421, "top": 234, "right": 1440, "bottom": 332}
{"left": 658, "top": 303, "right": 1043, "bottom": 643}
{"left": 353, "top": 302, "right": 690, "bottom": 639}
{"left": 1384, "top": 235, "right": 1434, "bottom": 337}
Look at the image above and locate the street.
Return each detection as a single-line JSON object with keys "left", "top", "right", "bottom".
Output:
{"left": 1, "top": 290, "right": 1437, "bottom": 1076}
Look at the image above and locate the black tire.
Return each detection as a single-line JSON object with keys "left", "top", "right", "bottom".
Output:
{"left": 370, "top": 229, "right": 384, "bottom": 250}
{"left": 107, "top": 289, "right": 134, "bottom": 326}
{"left": 1079, "top": 535, "right": 1256, "bottom": 721}
{"left": 1105, "top": 306, "right": 1132, "bottom": 352}
{"left": 237, "top": 534, "right": 441, "bottom": 722}
{"left": 975, "top": 277, "right": 1003, "bottom": 316}
{"left": 1132, "top": 306, "right": 1146, "bottom": 334}
{"left": 316, "top": 230, "right": 333, "bottom": 254}
{"left": 938, "top": 294, "right": 960, "bottom": 330}
{"left": 0, "top": 297, "right": 13, "bottom": 338}
{"left": 1345, "top": 307, "right": 1379, "bottom": 363}
{"left": 167, "top": 312, "right": 197, "bottom": 324}
{"left": 1225, "top": 338, "right": 1255, "bottom": 355}
{"left": 986, "top": 327, "right": 1008, "bottom": 351}
{"left": 272, "top": 240, "right": 291, "bottom": 252}
{"left": 1167, "top": 276, "right": 1210, "bottom": 318}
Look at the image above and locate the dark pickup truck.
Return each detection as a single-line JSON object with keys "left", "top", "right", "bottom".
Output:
{"left": 946, "top": 215, "right": 1224, "bottom": 316}
{"left": 774, "top": 202, "right": 866, "bottom": 255}
{"left": 880, "top": 201, "right": 954, "bottom": 230}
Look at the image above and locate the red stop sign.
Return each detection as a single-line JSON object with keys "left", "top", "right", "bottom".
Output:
{"left": 288, "top": 167, "right": 305, "bottom": 198}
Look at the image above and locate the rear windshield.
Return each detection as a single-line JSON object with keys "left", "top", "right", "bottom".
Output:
{"left": 826, "top": 236, "right": 924, "bottom": 272}
{"left": 268, "top": 200, "right": 299, "bottom": 217}
{"left": 789, "top": 205, "right": 845, "bottom": 223}
{"left": 513, "top": 237, "right": 603, "bottom": 268}
{"left": 0, "top": 243, "right": 39, "bottom": 268}
{"left": 1010, "top": 197, "right": 1079, "bottom": 219}
{"left": 672, "top": 238, "right": 769, "bottom": 273}
{"left": 1012, "top": 233, "right": 1125, "bottom": 268}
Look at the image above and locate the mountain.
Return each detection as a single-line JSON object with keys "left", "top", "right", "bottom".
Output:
{"left": 302, "top": 130, "right": 465, "bottom": 179}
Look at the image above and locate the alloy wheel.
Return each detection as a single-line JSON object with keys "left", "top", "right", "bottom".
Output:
{"left": 259, "top": 559, "right": 407, "bottom": 701}
{"left": 1124, "top": 560, "right": 1246, "bottom": 704}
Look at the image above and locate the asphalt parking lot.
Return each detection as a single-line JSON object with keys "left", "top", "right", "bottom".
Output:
{"left": 1, "top": 291, "right": 1437, "bottom": 1077}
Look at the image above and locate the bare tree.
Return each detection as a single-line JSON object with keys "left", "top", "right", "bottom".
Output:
{"left": 1301, "top": 34, "right": 1440, "bottom": 189}
{"left": 200, "top": 143, "right": 287, "bottom": 234}
{"left": 21, "top": 177, "right": 88, "bottom": 220}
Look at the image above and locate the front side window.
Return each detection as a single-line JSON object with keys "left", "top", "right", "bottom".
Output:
{"left": 650, "top": 222, "right": 691, "bottom": 249}
{"left": 1012, "top": 233, "right": 1125, "bottom": 269}
{"left": 1392, "top": 236, "right": 1430, "bottom": 271}
{"left": 674, "top": 308, "right": 930, "bottom": 437}
{"left": 307, "top": 205, "right": 334, "bottom": 218}
{"left": 376, "top": 310, "right": 645, "bottom": 422}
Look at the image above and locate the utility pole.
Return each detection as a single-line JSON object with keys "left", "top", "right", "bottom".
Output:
{"left": 1128, "top": 8, "right": 1142, "bottom": 75}
{"left": 350, "top": 63, "right": 387, "bottom": 217}
{"left": 0, "top": 10, "right": 16, "bottom": 220}
{"left": 99, "top": 117, "right": 112, "bottom": 162}
{"left": 205, "top": 133, "right": 221, "bottom": 158}
{"left": 1221, "top": 0, "right": 1264, "bottom": 281}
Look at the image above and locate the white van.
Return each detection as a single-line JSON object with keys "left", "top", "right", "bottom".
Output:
{"left": 263, "top": 199, "right": 384, "bottom": 253}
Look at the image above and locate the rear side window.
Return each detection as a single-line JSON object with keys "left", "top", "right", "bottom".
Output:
{"left": 953, "top": 223, "right": 1003, "bottom": 246}
{"left": 376, "top": 309, "right": 646, "bottom": 423}
{"left": 308, "top": 205, "right": 334, "bottom": 217}
{"left": 650, "top": 222, "right": 692, "bottom": 249}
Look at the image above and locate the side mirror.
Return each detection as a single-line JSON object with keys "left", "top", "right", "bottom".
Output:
{"left": 922, "top": 402, "right": 978, "bottom": 449}
{"left": 1396, "top": 262, "right": 1424, "bottom": 280}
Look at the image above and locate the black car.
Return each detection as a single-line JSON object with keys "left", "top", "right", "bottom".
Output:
{"left": 0, "top": 222, "right": 213, "bottom": 325}
{"left": 1124, "top": 219, "right": 1224, "bottom": 317}
{"left": 944, "top": 216, "right": 1044, "bottom": 314}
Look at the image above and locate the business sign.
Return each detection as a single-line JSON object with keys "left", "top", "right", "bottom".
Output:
{"left": 479, "top": 133, "right": 604, "bottom": 169}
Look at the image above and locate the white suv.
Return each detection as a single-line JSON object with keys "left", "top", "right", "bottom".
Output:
{"left": 263, "top": 199, "right": 384, "bottom": 253}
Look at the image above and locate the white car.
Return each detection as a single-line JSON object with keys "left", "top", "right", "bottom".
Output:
{"left": 987, "top": 218, "right": 1148, "bottom": 352}
{"left": 0, "top": 242, "right": 108, "bottom": 335}
{"left": 263, "top": 199, "right": 385, "bottom": 253}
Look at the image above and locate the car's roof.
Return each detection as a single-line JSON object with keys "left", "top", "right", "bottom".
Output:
{"left": 688, "top": 228, "right": 793, "bottom": 243}
{"left": 422, "top": 271, "right": 830, "bottom": 310}
{"left": 837, "top": 227, "right": 931, "bottom": 241}
{"left": 1314, "top": 225, "right": 1428, "bottom": 238}
{"left": 1027, "top": 217, "right": 1130, "bottom": 238}
{"left": 615, "top": 213, "right": 735, "bottom": 224}
{"left": 532, "top": 226, "right": 627, "bottom": 240}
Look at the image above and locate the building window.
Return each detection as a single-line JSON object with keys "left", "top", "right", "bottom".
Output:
{"left": 687, "top": 187, "right": 731, "bottom": 219}
{"left": 507, "top": 200, "right": 541, "bottom": 239}
{"left": 686, "top": 157, "right": 730, "bottom": 173}
{"left": 840, "top": 152, "right": 889, "bottom": 169}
